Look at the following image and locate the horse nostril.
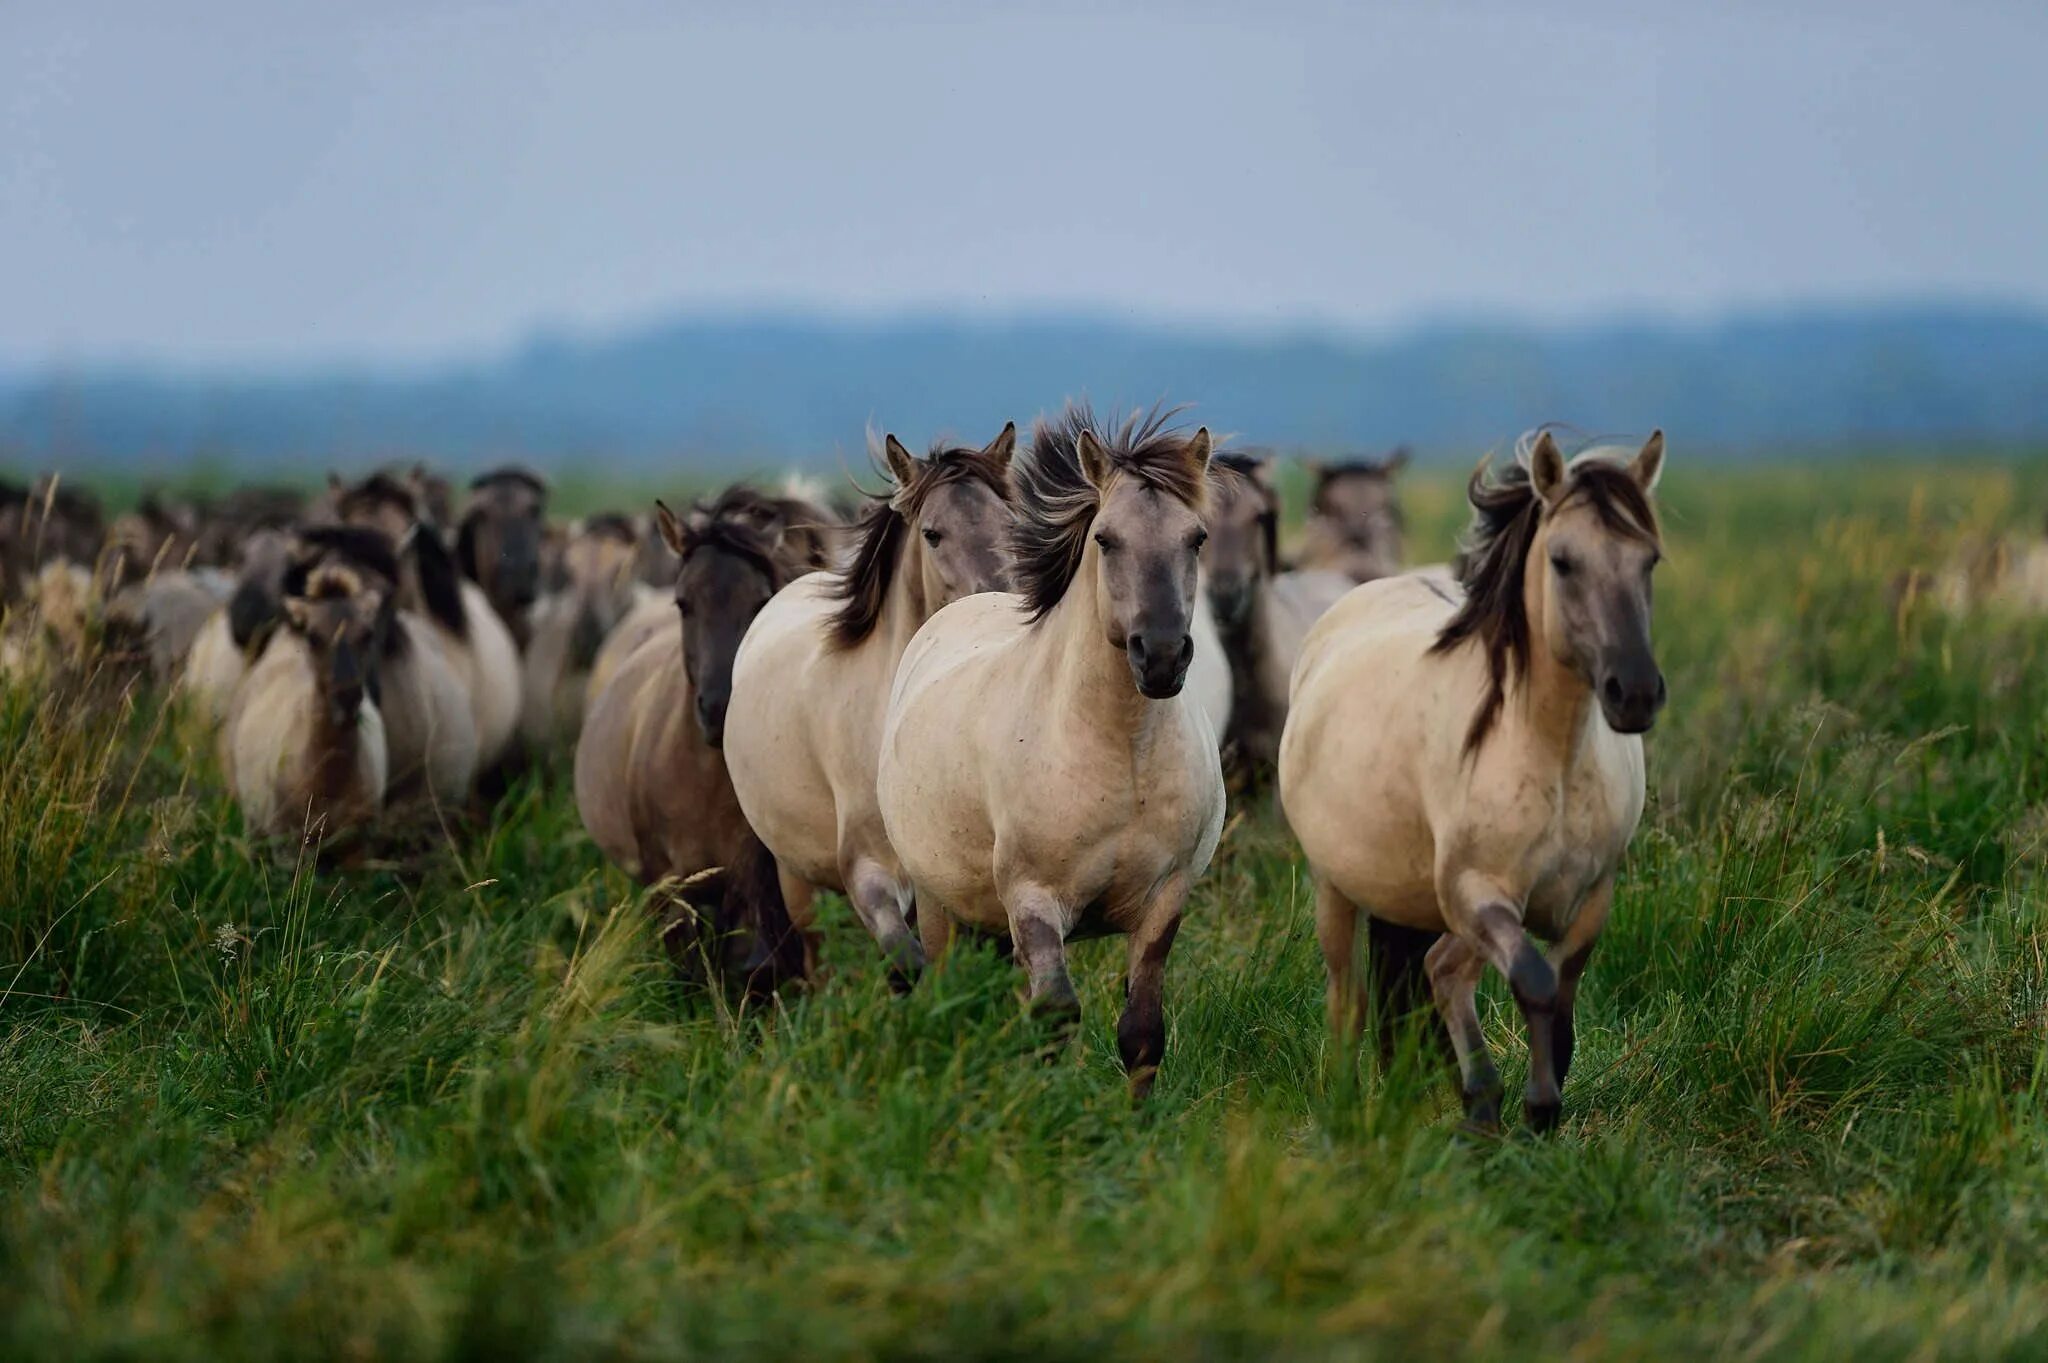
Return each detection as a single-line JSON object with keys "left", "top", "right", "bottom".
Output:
{"left": 1603, "top": 676, "right": 1625, "bottom": 706}
{"left": 1177, "top": 635, "right": 1194, "bottom": 670}
{"left": 1127, "top": 635, "right": 1147, "bottom": 665}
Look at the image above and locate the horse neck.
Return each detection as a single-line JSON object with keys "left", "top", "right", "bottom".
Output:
{"left": 872, "top": 531, "right": 930, "bottom": 658}
{"left": 1513, "top": 548, "right": 1597, "bottom": 766}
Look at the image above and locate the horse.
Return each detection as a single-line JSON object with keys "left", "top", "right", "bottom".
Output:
{"left": 723, "top": 423, "right": 1015, "bottom": 979}
{"left": 331, "top": 472, "right": 521, "bottom": 776}
{"left": 876, "top": 406, "right": 1224, "bottom": 1100}
{"left": 220, "top": 561, "right": 390, "bottom": 839}
{"left": 521, "top": 513, "right": 647, "bottom": 750}
{"left": 575, "top": 487, "right": 824, "bottom": 988}
{"left": 456, "top": 467, "right": 549, "bottom": 648}
{"left": 1201, "top": 451, "right": 1355, "bottom": 774}
{"left": 1279, "top": 430, "right": 1666, "bottom": 1134}
{"left": 104, "top": 569, "right": 234, "bottom": 683}
{"left": 1294, "top": 448, "right": 1408, "bottom": 583}
{"left": 587, "top": 488, "right": 840, "bottom": 710}
{"left": 280, "top": 526, "right": 477, "bottom": 806}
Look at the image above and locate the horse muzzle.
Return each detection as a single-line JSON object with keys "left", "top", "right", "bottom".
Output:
{"left": 1127, "top": 631, "right": 1193, "bottom": 700}
{"left": 1599, "top": 668, "right": 1667, "bottom": 734}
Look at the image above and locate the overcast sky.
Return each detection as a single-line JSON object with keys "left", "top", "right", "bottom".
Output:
{"left": 2, "top": 0, "right": 2041, "bottom": 368}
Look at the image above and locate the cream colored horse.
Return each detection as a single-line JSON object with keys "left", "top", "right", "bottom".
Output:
{"left": 878, "top": 407, "right": 1225, "bottom": 1100}
{"left": 221, "top": 562, "right": 389, "bottom": 839}
{"left": 724, "top": 425, "right": 1015, "bottom": 979}
{"left": 1281, "top": 430, "right": 1666, "bottom": 1134}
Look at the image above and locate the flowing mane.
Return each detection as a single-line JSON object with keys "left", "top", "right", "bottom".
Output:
{"left": 1012, "top": 403, "right": 1210, "bottom": 622}
{"left": 1432, "top": 431, "right": 1661, "bottom": 755}
{"left": 827, "top": 438, "right": 1009, "bottom": 648}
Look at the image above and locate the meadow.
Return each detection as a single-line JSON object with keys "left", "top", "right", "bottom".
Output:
{"left": 6, "top": 456, "right": 2048, "bottom": 1360}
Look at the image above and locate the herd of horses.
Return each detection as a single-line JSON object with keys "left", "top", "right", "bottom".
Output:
{"left": 0, "top": 411, "right": 1670, "bottom": 1132}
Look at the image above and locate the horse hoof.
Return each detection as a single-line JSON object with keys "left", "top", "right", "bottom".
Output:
{"left": 1127, "top": 1065, "right": 1159, "bottom": 1105}
{"left": 1458, "top": 1080, "right": 1507, "bottom": 1129}
{"left": 1524, "top": 1097, "right": 1561, "bottom": 1135}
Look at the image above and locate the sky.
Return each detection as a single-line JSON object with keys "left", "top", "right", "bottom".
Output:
{"left": 2, "top": 0, "right": 2042, "bottom": 369}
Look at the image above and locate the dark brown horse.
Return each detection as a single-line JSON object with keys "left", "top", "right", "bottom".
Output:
{"left": 456, "top": 467, "right": 549, "bottom": 647}
{"left": 576, "top": 485, "right": 828, "bottom": 991}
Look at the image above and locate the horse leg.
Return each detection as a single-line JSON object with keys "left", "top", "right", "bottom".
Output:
{"left": 916, "top": 889, "right": 957, "bottom": 966}
{"left": 1117, "top": 880, "right": 1187, "bottom": 1104}
{"left": 1312, "top": 873, "right": 1365, "bottom": 1044}
{"left": 1453, "top": 891, "right": 1562, "bottom": 1134}
{"left": 777, "top": 865, "right": 822, "bottom": 978}
{"left": 1002, "top": 885, "right": 1079, "bottom": 1028}
{"left": 1546, "top": 876, "right": 1614, "bottom": 1097}
{"left": 844, "top": 858, "right": 924, "bottom": 991}
{"left": 1424, "top": 933, "right": 1500, "bottom": 1131}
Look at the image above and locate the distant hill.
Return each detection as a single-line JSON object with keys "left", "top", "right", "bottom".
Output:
{"left": 5, "top": 303, "right": 2047, "bottom": 472}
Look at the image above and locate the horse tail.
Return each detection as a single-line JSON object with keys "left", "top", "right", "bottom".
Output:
{"left": 1365, "top": 916, "right": 1450, "bottom": 1070}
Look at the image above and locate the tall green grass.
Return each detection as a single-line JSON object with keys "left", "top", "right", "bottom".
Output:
{"left": 5, "top": 458, "right": 2048, "bottom": 1359}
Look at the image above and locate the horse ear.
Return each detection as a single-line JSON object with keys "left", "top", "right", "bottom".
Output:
{"left": 1185, "top": 428, "right": 1214, "bottom": 477}
{"left": 883, "top": 435, "right": 919, "bottom": 487}
{"left": 983, "top": 421, "right": 1017, "bottom": 472}
{"left": 1076, "top": 430, "right": 1113, "bottom": 490}
{"left": 654, "top": 499, "right": 690, "bottom": 556}
{"left": 1383, "top": 446, "right": 1411, "bottom": 476}
{"left": 1527, "top": 432, "right": 1567, "bottom": 507}
{"left": 1629, "top": 430, "right": 1665, "bottom": 492}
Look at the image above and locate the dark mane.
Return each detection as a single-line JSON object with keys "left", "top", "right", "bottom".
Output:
{"left": 409, "top": 523, "right": 469, "bottom": 637}
{"left": 336, "top": 472, "right": 419, "bottom": 521}
{"left": 1431, "top": 443, "right": 1661, "bottom": 755}
{"left": 286, "top": 524, "right": 402, "bottom": 592}
{"left": 827, "top": 439, "right": 1008, "bottom": 648}
{"left": 469, "top": 465, "right": 547, "bottom": 494}
{"left": 1012, "top": 403, "right": 1208, "bottom": 622}
{"left": 1313, "top": 449, "right": 1410, "bottom": 514}
{"left": 681, "top": 487, "right": 800, "bottom": 585}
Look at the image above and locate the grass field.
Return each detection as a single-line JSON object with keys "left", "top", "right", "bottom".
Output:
{"left": 7, "top": 457, "right": 2048, "bottom": 1360}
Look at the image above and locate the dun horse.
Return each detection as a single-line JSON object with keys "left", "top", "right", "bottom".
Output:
{"left": 282, "top": 526, "right": 478, "bottom": 805}
{"left": 877, "top": 407, "right": 1225, "bottom": 1100}
{"left": 1295, "top": 448, "right": 1408, "bottom": 583}
{"left": 221, "top": 562, "right": 389, "bottom": 839}
{"left": 575, "top": 486, "right": 824, "bottom": 985}
{"left": 1201, "top": 452, "right": 1354, "bottom": 773}
{"left": 1279, "top": 430, "right": 1667, "bottom": 1133}
{"left": 723, "top": 424, "right": 1015, "bottom": 978}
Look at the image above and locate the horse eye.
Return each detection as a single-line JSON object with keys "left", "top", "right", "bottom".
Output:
{"left": 1093, "top": 533, "right": 1117, "bottom": 553}
{"left": 922, "top": 528, "right": 943, "bottom": 546}
{"left": 676, "top": 600, "right": 692, "bottom": 619}
{"left": 1550, "top": 551, "right": 1575, "bottom": 577}
{"left": 1190, "top": 530, "right": 1209, "bottom": 551}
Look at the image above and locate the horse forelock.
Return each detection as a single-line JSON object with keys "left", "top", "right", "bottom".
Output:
{"left": 1012, "top": 402, "right": 1208, "bottom": 623}
{"left": 826, "top": 439, "right": 1007, "bottom": 649}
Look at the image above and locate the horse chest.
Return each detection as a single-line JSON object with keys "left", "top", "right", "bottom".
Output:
{"left": 1520, "top": 762, "right": 1640, "bottom": 938}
